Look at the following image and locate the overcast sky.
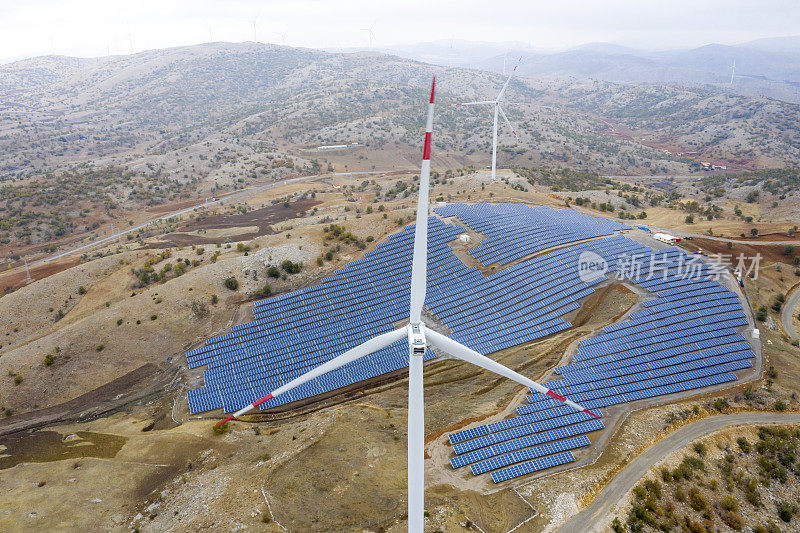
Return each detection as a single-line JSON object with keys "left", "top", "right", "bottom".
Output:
{"left": 2, "top": 0, "right": 799, "bottom": 64}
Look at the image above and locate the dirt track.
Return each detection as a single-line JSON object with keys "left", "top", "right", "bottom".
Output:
{"left": 560, "top": 412, "right": 800, "bottom": 533}
{"left": 0, "top": 363, "right": 177, "bottom": 437}
{"left": 782, "top": 283, "right": 800, "bottom": 340}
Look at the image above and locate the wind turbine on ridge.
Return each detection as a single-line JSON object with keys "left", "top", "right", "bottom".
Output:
{"left": 215, "top": 76, "right": 599, "bottom": 532}
{"left": 251, "top": 11, "right": 261, "bottom": 43}
{"left": 454, "top": 57, "right": 522, "bottom": 180}
{"left": 362, "top": 25, "right": 375, "bottom": 48}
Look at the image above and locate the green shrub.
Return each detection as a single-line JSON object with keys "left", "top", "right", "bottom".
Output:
{"left": 78, "top": 286, "right": 87, "bottom": 295}
{"left": 43, "top": 354, "right": 54, "bottom": 366}
{"left": 737, "top": 437, "right": 751, "bottom": 453}
{"left": 688, "top": 487, "right": 707, "bottom": 511}
{"left": 150, "top": 314, "right": 157, "bottom": 321}
{"left": 96, "top": 344, "right": 104, "bottom": 351}
{"left": 224, "top": 277, "right": 239, "bottom": 290}
{"left": 720, "top": 494, "right": 738, "bottom": 512}
{"left": 723, "top": 511, "right": 744, "bottom": 530}
{"left": 211, "top": 294, "right": 218, "bottom": 305}
{"left": 281, "top": 260, "right": 302, "bottom": 274}
{"left": 693, "top": 442, "right": 706, "bottom": 456}
{"left": 777, "top": 501, "right": 793, "bottom": 522}
{"left": 267, "top": 266, "right": 280, "bottom": 278}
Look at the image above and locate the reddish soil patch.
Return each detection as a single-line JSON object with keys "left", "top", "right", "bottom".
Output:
{"left": 0, "top": 256, "right": 81, "bottom": 294}
{"left": 146, "top": 198, "right": 205, "bottom": 214}
{"left": 738, "top": 232, "right": 800, "bottom": 242}
{"left": 0, "top": 363, "right": 172, "bottom": 436}
{"left": 687, "top": 238, "right": 796, "bottom": 264}
{"left": 152, "top": 198, "right": 321, "bottom": 247}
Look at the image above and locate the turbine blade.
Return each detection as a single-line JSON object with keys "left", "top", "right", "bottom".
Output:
{"left": 215, "top": 328, "right": 408, "bottom": 427}
{"left": 425, "top": 329, "right": 601, "bottom": 419}
{"left": 497, "top": 105, "right": 518, "bottom": 140}
{"left": 496, "top": 56, "right": 521, "bottom": 102}
{"left": 407, "top": 347, "right": 425, "bottom": 532}
{"left": 453, "top": 100, "right": 495, "bottom": 106}
{"left": 409, "top": 76, "right": 436, "bottom": 324}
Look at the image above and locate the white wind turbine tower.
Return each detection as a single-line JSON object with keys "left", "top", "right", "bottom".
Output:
{"left": 362, "top": 25, "right": 375, "bottom": 48}
{"left": 216, "top": 77, "right": 599, "bottom": 532}
{"left": 730, "top": 59, "right": 736, "bottom": 85}
{"left": 250, "top": 11, "right": 261, "bottom": 43}
{"left": 455, "top": 57, "right": 522, "bottom": 180}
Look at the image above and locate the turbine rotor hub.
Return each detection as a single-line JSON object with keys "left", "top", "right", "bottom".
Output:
{"left": 408, "top": 322, "right": 427, "bottom": 356}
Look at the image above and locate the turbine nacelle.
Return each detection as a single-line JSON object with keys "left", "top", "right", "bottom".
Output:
{"left": 407, "top": 323, "right": 427, "bottom": 356}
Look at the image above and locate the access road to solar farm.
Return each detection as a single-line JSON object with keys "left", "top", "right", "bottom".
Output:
{"left": 27, "top": 169, "right": 400, "bottom": 268}
{"left": 560, "top": 412, "right": 800, "bottom": 533}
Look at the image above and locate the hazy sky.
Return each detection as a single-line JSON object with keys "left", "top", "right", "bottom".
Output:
{"left": 2, "top": 0, "right": 799, "bottom": 64}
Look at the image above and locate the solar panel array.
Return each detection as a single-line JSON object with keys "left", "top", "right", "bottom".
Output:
{"left": 434, "top": 202, "right": 629, "bottom": 266}
{"left": 448, "top": 245, "right": 755, "bottom": 483}
{"left": 184, "top": 202, "right": 753, "bottom": 483}
{"left": 186, "top": 205, "right": 631, "bottom": 415}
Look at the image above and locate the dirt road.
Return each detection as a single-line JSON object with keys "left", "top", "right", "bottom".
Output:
{"left": 782, "top": 284, "right": 800, "bottom": 340}
{"left": 571, "top": 205, "right": 800, "bottom": 245}
{"left": 559, "top": 412, "right": 800, "bottom": 533}
{"left": 28, "top": 170, "right": 396, "bottom": 268}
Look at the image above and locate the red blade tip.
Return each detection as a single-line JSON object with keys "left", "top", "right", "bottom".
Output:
{"left": 585, "top": 409, "right": 601, "bottom": 419}
{"left": 216, "top": 414, "right": 235, "bottom": 427}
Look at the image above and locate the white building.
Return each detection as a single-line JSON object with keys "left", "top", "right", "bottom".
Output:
{"left": 653, "top": 232, "right": 681, "bottom": 244}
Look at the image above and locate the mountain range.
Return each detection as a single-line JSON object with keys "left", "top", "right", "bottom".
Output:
{"left": 357, "top": 36, "right": 800, "bottom": 103}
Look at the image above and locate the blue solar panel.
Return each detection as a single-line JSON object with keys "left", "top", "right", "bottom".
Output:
{"left": 183, "top": 202, "right": 755, "bottom": 482}
{"left": 490, "top": 451, "right": 577, "bottom": 483}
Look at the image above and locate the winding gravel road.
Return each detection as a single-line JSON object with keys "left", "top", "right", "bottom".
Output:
{"left": 782, "top": 285, "right": 800, "bottom": 340}
{"left": 560, "top": 413, "right": 800, "bottom": 533}
{"left": 28, "top": 170, "right": 396, "bottom": 267}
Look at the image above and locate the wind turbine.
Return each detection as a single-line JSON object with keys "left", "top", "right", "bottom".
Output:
{"left": 455, "top": 57, "right": 522, "bottom": 180}
{"left": 276, "top": 31, "right": 287, "bottom": 45}
{"left": 362, "top": 25, "right": 375, "bottom": 48}
{"left": 730, "top": 59, "right": 736, "bottom": 85}
{"left": 251, "top": 11, "right": 261, "bottom": 43}
{"left": 215, "top": 77, "right": 599, "bottom": 532}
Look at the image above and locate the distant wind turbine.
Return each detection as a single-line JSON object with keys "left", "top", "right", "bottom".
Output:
{"left": 730, "top": 59, "right": 736, "bottom": 85}
{"left": 362, "top": 25, "right": 375, "bottom": 48}
{"left": 251, "top": 11, "right": 261, "bottom": 43}
{"left": 454, "top": 57, "right": 523, "bottom": 180}
{"left": 276, "top": 31, "right": 287, "bottom": 45}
